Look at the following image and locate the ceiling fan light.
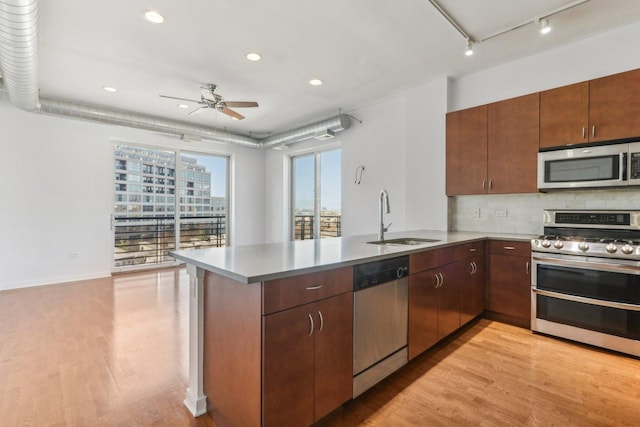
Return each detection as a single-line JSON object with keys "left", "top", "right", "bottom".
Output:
{"left": 539, "top": 18, "right": 551, "bottom": 34}
{"left": 177, "top": 104, "right": 189, "bottom": 109}
{"left": 143, "top": 10, "right": 165, "bottom": 24}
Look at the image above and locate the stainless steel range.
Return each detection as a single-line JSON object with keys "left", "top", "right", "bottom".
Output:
{"left": 531, "top": 210, "right": 640, "bottom": 357}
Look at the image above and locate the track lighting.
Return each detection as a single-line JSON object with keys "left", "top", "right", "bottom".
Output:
{"left": 465, "top": 40, "right": 474, "bottom": 56}
{"left": 539, "top": 18, "right": 551, "bottom": 34}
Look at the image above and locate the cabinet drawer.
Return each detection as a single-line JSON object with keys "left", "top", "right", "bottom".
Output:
{"left": 262, "top": 267, "right": 352, "bottom": 314}
{"left": 489, "top": 240, "right": 530, "bottom": 257}
{"left": 411, "top": 241, "right": 485, "bottom": 273}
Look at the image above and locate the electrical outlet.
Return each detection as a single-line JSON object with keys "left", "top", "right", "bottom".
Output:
{"left": 473, "top": 208, "right": 480, "bottom": 218}
{"left": 495, "top": 209, "right": 508, "bottom": 217}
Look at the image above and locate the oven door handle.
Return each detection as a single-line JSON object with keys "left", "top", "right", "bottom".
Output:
{"left": 532, "top": 254, "right": 640, "bottom": 275}
{"left": 532, "top": 288, "right": 640, "bottom": 312}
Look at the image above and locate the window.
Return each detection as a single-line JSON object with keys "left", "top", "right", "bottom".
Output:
{"left": 113, "top": 144, "right": 229, "bottom": 270}
{"left": 291, "top": 148, "right": 341, "bottom": 240}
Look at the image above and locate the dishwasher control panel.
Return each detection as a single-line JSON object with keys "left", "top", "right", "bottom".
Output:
{"left": 353, "top": 256, "right": 409, "bottom": 291}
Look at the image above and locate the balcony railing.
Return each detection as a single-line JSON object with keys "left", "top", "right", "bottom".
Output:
{"left": 294, "top": 214, "right": 341, "bottom": 240}
{"left": 114, "top": 215, "right": 226, "bottom": 267}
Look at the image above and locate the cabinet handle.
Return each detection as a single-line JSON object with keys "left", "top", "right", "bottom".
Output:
{"left": 438, "top": 272, "right": 444, "bottom": 288}
{"left": 504, "top": 246, "right": 515, "bottom": 250}
{"left": 434, "top": 273, "right": 440, "bottom": 288}
{"left": 488, "top": 179, "right": 493, "bottom": 190}
{"left": 526, "top": 261, "right": 530, "bottom": 275}
{"left": 308, "top": 314, "right": 314, "bottom": 336}
{"left": 306, "top": 284, "right": 323, "bottom": 290}
{"left": 592, "top": 125, "right": 596, "bottom": 138}
{"left": 469, "top": 248, "right": 477, "bottom": 252}
{"left": 317, "top": 311, "right": 324, "bottom": 333}
{"left": 482, "top": 180, "right": 486, "bottom": 190}
{"left": 582, "top": 126, "right": 586, "bottom": 139}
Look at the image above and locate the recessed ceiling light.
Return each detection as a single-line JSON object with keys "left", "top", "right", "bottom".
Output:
{"left": 177, "top": 104, "right": 189, "bottom": 109}
{"left": 102, "top": 86, "right": 117, "bottom": 93}
{"left": 272, "top": 145, "right": 289, "bottom": 150}
{"left": 246, "top": 52, "right": 262, "bottom": 61}
{"left": 143, "top": 10, "right": 165, "bottom": 24}
{"left": 309, "top": 79, "right": 323, "bottom": 86}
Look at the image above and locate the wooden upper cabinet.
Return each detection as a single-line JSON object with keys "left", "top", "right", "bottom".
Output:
{"left": 589, "top": 68, "right": 640, "bottom": 142}
{"left": 487, "top": 93, "right": 539, "bottom": 194}
{"left": 446, "top": 105, "right": 488, "bottom": 195}
{"left": 540, "top": 81, "right": 589, "bottom": 149}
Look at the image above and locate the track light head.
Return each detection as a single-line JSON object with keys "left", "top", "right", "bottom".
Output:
{"left": 539, "top": 18, "right": 551, "bottom": 34}
{"left": 465, "top": 39, "right": 474, "bottom": 56}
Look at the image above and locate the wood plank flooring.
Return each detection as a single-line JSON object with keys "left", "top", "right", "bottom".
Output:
{"left": 1, "top": 269, "right": 639, "bottom": 426}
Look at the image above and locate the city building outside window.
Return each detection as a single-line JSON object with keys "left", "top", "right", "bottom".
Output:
{"left": 113, "top": 144, "right": 229, "bottom": 270}
{"left": 291, "top": 148, "right": 341, "bottom": 240}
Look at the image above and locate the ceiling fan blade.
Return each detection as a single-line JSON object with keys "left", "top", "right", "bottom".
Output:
{"left": 188, "top": 106, "right": 208, "bottom": 116}
{"left": 159, "top": 94, "right": 201, "bottom": 103}
{"left": 220, "top": 107, "right": 245, "bottom": 120}
{"left": 223, "top": 101, "right": 259, "bottom": 108}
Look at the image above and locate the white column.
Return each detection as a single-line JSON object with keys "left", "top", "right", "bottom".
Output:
{"left": 183, "top": 263, "right": 207, "bottom": 416}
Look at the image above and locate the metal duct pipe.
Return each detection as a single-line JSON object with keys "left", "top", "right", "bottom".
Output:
{"left": 39, "top": 98, "right": 261, "bottom": 148}
{"left": 0, "top": 0, "right": 39, "bottom": 111}
{"left": 260, "top": 114, "right": 351, "bottom": 148}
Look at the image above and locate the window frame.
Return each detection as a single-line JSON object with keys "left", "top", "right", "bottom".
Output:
{"left": 289, "top": 144, "right": 341, "bottom": 241}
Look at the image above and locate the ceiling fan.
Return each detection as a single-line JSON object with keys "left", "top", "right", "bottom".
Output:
{"left": 159, "top": 83, "right": 258, "bottom": 120}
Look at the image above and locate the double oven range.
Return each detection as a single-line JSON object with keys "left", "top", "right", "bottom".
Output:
{"left": 531, "top": 210, "right": 640, "bottom": 357}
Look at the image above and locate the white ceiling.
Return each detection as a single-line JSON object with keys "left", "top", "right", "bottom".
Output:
{"left": 35, "top": 0, "right": 640, "bottom": 138}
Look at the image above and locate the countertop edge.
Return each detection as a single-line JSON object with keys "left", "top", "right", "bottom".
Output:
{"left": 170, "top": 232, "right": 534, "bottom": 284}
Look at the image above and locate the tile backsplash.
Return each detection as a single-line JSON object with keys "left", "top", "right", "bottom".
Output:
{"left": 449, "top": 188, "right": 640, "bottom": 235}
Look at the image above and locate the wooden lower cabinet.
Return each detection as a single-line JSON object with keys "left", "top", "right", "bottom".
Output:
{"left": 487, "top": 241, "right": 531, "bottom": 328}
{"left": 409, "top": 242, "right": 486, "bottom": 360}
{"left": 460, "top": 252, "right": 485, "bottom": 325}
{"left": 262, "top": 292, "right": 353, "bottom": 427}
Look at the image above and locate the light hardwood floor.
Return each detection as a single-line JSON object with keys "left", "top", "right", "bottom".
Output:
{"left": 1, "top": 269, "right": 638, "bottom": 426}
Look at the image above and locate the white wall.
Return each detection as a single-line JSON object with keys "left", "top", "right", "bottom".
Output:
{"left": 263, "top": 78, "right": 449, "bottom": 242}
{"left": 450, "top": 22, "right": 640, "bottom": 111}
{"left": 0, "top": 100, "right": 264, "bottom": 290}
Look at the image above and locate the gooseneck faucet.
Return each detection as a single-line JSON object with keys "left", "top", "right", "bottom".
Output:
{"left": 378, "top": 189, "right": 391, "bottom": 241}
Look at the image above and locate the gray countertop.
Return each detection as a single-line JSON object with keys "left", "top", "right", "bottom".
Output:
{"left": 170, "top": 230, "right": 534, "bottom": 284}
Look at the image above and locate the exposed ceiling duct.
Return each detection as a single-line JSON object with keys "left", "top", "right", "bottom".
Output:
{"left": 0, "top": 0, "right": 352, "bottom": 148}
{"left": 261, "top": 115, "right": 351, "bottom": 148}
{"left": 0, "top": 0, "right": 39, "bottom": 111}
{"left": 39, "top": 98, "right": 260, "bottom": 148}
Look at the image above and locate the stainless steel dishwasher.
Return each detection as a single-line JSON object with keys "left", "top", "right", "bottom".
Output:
{"left": 353, "top": 256, "right": 409, "bottom": 397}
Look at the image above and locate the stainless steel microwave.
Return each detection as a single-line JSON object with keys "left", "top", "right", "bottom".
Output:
{"left": 538, "top": 141, "right": 640, "bottom": 190}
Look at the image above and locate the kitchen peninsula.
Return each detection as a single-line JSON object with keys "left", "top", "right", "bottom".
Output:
{"left": 170, "top": 230, "right": 532, "bottom": 427}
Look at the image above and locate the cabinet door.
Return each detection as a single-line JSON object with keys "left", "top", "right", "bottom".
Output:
{"left": 408, "top": 270, "right": 439, "bottom": 359}
{"left": 437, "top": 262, "right": 461, "bottom": 339}
{"left": 540, "top": 82, "right": 589, "bottom": 148}
{"left": 589, "top": 68, "right": 640, "bottom": 142}
{"left": 487, "top": 93, "right": 539, "bottom": 194}
{"left": 460, "top": 256, "right": 485, "bottom": 325}
{"left": 314, "top": 293, "right": 353, "bottom": 421}
{"left": 446, "top": 105, "right": 488, "bottom": 195}
{"left": 263, "top": 304, "right": 315, "bottom": 427}
{"left": 488, "top": 254, "right": 531, "bottom": 325}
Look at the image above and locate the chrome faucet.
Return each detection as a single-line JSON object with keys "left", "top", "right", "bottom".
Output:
{"left": 378, "top": 189, "right": 391, "bottom": 241}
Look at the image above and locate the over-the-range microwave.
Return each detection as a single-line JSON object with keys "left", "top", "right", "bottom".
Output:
{"left": 538, "top": 140, "right": 640, "bottom": 190}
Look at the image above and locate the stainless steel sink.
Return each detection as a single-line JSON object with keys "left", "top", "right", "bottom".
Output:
{"left": 367, "top": 237, "right": 441, "bottom": 246}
